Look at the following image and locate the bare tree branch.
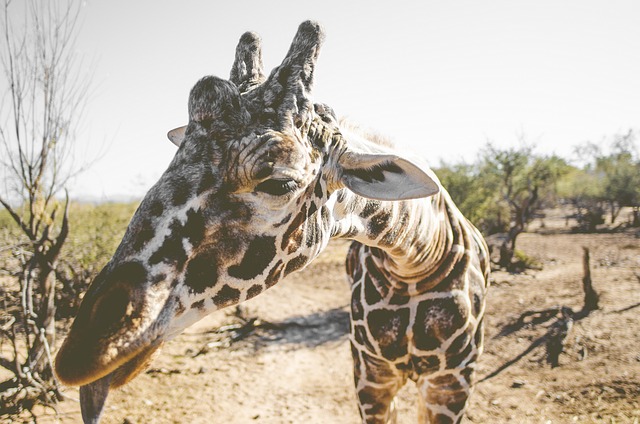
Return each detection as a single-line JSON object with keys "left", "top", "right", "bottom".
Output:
{"left": 0, "top": 196, "right": 34, "bottom": 239}
{"left": 0, "top": 0, "right": 92, "bottom": 414}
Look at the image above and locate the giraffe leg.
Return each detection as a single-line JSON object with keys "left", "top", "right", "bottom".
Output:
{"left": 351, "top": 343, "right": 405, "bottom": 424}
{"left": 414, "top": 315, "right": 484, "bottom": 423}
{"left": 415, "top": 367, "right": 474, "bottom": 424}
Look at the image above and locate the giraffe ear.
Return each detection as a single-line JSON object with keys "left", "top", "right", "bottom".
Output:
{"left": 167, "top": 125, "right": 186, "bottom": 147}
{"left": 338, "top": 152, "right": 440, "bottom": 201}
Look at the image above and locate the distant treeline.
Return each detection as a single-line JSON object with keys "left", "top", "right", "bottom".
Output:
{"left": 435, "top": 129, "right": 640, "bottom": 237}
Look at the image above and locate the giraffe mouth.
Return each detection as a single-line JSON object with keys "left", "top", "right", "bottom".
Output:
{"left": 104, "top": 340, "right": 164, "bottom": 388}
{"left": 55, "top": 332, "right": 164, "bottom": 388}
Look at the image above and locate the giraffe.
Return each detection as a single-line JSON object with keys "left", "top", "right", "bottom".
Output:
{"left": 54, "top": 21, "right": 490, "bottom": 424}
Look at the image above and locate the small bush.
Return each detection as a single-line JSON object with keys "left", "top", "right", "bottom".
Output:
{"left": 510, "top": 249, "right": 543, "bottom": 272}
{"left": 571, "top": 205, "right": 605, "bottom": 233}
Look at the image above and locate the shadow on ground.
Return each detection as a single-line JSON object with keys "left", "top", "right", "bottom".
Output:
{"left": 182, "top": 306, "right": 351, "bottom": 357}
{"left": 251, "top": 306, "right": 351, "bottom": 350}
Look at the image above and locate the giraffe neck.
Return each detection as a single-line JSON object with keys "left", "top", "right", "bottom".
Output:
{"left": 330, "top": 188, "right": 469, "bottom": 295}
{"left": 305, "top": 117, "right": 474, "bottom": 295}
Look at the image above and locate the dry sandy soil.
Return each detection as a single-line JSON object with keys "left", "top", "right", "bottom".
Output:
{"left": 6, "top": 210, "right": 640, "bottom": 423}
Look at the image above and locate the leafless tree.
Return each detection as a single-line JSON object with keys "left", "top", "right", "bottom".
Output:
{"left": 0, "top": 0, "right": 91, "bottom": 414}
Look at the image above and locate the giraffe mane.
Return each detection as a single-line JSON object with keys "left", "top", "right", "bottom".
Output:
{"left": 338, "top": 118, "right": 396, "bottom": 148}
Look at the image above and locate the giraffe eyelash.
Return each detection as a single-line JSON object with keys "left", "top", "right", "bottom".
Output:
{"left": 255, "top": 178, "right": 299, "bottom": 196}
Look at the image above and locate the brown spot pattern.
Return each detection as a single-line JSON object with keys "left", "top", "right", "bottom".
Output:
{"left": 265, "top": 260, "right": 284, "bottom": 288}
{"left": 366, "top": 308, "right": 410, "bottom": 360}
{"left": 212, "top": 284, "right": 241, "bottom": 308}
{"left": 413, "top": 297, "right": 468, "bottom": 352}
{"left": 284, "top": 254, "right": 308, "bottom": 276}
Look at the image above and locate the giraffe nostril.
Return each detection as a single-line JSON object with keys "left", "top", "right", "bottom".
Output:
{"left": 90, "top": 284, "right": 132, "bottom": 334}
{"left": 81, "top": 261, "right": 146, "bottom": 336}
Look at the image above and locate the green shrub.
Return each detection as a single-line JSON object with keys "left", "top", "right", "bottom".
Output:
{"left": 511, "top": 249, "right": 542, "bottom": 272}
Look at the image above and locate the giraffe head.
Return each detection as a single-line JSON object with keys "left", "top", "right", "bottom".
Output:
{"left": 55, "top": 21, "right": 438, "bottom": 392}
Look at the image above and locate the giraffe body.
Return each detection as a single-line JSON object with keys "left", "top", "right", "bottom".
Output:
{"left": 54, "top": 21, "right": 489, "bottom": 424}
{"left": 341, "top": 188, "right": 489, "bottom": 423}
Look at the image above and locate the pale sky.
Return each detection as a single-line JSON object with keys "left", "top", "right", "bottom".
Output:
{"left": 7, "top": 0, "right": 640, "bottom": 200}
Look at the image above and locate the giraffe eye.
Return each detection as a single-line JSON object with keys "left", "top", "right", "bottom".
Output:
{"left": 255, "top": 178, "right": 299, "bottom": 196}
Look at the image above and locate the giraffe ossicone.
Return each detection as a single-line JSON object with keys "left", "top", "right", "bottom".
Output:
{"left": 55, "top": 20, "right": 489, "bottom": 424}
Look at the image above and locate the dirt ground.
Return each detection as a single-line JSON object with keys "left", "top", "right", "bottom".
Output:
{"left": 8, "top": 209, "right": 640, "bottom": 423}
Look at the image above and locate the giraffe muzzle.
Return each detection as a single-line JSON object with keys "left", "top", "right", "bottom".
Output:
{"left": 55, "top": 262, "right": 167, "bottom": 388}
